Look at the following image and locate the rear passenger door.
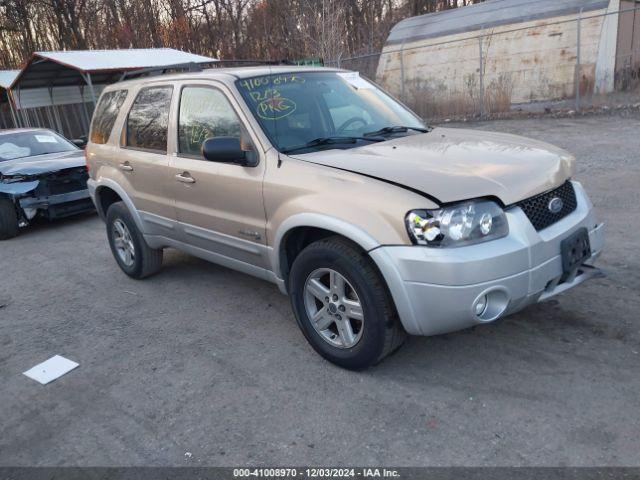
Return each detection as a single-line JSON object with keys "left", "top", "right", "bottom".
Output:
{"left": 168, "top": 83, "right": 269, "bottom": 269}
{"left": 118, "top": 85, "right": 177, "bottom": 237}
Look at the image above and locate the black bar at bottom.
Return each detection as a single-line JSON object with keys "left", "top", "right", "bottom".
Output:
{"left": 1, "top": 467, "right": 640, "bottom": 480}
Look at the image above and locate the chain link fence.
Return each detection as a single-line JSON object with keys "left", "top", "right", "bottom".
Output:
{"left": 327, "top": 4, "right": 640, "bottom": 122}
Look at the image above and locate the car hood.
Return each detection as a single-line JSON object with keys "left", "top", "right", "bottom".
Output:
{"left": 0, "top": 150, "right": 85, "bottom": 177}
{"left": 290, "top": 127, "right": 575, "bottom": 205}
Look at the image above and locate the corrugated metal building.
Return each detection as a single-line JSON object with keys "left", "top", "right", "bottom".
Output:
{"left": 377, "top": 0, "right": 640, "bottom": 114}
{"left": 3, "top": 48, "right": 216, "bottom": 137}
{"left": 0, "top": 70, "right": 19, "bottom": 129}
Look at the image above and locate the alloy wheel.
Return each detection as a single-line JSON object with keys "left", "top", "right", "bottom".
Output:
{"left": 112, "top": 218, "right": 136, "bottom": 267}
{"left": 303, "top": 268, "right": 365, "bottom": 348}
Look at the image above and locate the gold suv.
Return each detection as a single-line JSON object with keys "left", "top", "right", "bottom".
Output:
{"left": 87, "top": 66, "right": 604, "bottom": 370}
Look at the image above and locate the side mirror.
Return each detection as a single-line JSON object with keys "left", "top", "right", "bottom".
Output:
{"left": 202, "top": 137, "right": 252, "bottom": 165}
{"left": 72, "top": 138, "right": 87, "bottom": 148}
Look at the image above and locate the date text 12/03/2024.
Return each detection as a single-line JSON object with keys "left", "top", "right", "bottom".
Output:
{"left": 233, "top": 468, "right": 400, "bottom": 478}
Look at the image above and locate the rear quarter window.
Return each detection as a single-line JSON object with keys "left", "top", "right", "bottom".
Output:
{"left": 125, "top": 86, "right": 173, "bottom": 153}
{"left": 90, "top": 90, "right": 128, "bottom": 144}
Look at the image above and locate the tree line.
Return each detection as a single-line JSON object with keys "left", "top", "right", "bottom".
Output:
{"left": 0, "top": 0, "right": 482, "bottom": 69}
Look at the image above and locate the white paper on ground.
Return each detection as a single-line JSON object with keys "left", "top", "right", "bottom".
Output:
{"left": 337, "top": 72, "right": 373, "bottom": 89}
{"left": 23, "top": 355, "right": 79, "bottom": 385}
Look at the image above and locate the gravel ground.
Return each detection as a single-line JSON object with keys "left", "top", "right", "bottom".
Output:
{"left": 0, "top": 114, "right": 638, "bottom": 467}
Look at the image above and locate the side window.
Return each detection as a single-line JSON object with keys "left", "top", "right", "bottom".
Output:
{"left": 90, "top": 90, "right": 128, "bottom": 144}
{"left": 178, "top": 87, "right": 242, "bottom": 157}
{"left": 126, "top": 86, "right": 173, "bottom": 152}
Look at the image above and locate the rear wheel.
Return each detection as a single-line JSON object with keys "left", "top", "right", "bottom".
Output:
{"left": 106, "top": 201, "right": 163, "bottom": 279}
{"left": 289, "top": 236, "right": 406, "bottom": 370}
{"left": 0, "top": 198, "right": 19, "bottom": 240}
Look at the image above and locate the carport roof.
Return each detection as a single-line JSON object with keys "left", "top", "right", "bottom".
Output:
{"left": 11, "top": 48, "right": 217, "bottom": 89}
{"left": 0, "top": 70, "right": 20, "bottom": 89}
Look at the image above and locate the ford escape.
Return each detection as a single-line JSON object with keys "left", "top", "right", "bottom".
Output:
{"left": 86, "top": 66, "right": 605, "bottom": 370}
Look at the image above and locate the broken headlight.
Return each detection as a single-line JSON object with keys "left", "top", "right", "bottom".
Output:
{"left": 406, "top": 200, "right": 508, "bottom": 247}
{"left": 0, "top": 174, "right": 27, "bottom": 183}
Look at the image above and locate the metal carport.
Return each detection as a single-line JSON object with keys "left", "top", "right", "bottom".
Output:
{"left": 7, "top": 49, "right": 217, "bottom": 138}
{"left": 0, "top": 70, "right": 20, "bottom": 129}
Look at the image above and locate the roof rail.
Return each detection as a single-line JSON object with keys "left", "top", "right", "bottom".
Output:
{"left": 119, "top": 62, "right": 209, "bottom": 82}
{"left": 118, "top": 58, "right": 321, "bottom": 81}
{"left": 210, "top": 59, "right": 298, "bottom": 67}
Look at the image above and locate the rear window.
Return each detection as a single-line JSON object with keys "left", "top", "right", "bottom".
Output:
{"left": 90, "top": 90, "right": 128, "bottom": 144}
{"left": 125, "top": 86, "right": 173, "bottom": 153}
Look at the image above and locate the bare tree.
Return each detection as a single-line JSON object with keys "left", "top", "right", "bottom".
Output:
{"left": 0, "top": 0, "right": 485, "bottom": 69}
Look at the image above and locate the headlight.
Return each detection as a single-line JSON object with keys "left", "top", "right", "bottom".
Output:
{"left": 0, "top": 174, "right": 26, "bottom": 183}
{"left": 406, "top": 200, "right": 508, "bottom": 247}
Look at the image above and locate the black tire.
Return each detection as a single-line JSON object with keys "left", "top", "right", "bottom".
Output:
{"left": 289, "top": 236, "right": 406, "bottom": 370}
{"left": 106, "top": 201, "right": 163, "bottom": 279}
{"left": 0, "top": 197, "right": 19, "bottom": 240}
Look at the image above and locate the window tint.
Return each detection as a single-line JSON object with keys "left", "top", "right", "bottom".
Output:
{"left": 90, "top": 90, "right": 128, "bottom": 144}
{"left": 126, "top": 86, "right": 173, "bottom": 152}
{"left": 178, "top": 87, "right": 242, "bottom": 157}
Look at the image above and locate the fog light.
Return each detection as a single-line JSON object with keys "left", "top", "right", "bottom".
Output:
{"left": 472, "top": 288, "right": 510, "bottom": 322}
{"left": 474, "top": 295, "right": 488, "bottom": 316}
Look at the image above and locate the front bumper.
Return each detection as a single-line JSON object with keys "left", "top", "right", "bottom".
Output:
{"left": 371, "top": 181, "right": 605, "bottom": 336}
{"left": 19, "top": 189, "right": 94, "bottom": 220}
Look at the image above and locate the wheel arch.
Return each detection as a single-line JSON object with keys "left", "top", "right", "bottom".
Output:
{"left": 272, "top": 213, "right": 381, "bottom": 291}
{"left": 92, "top": 179, "right": 145, "bottom": 232}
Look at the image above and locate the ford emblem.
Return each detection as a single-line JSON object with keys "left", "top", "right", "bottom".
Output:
{"left": 548, "top": 197, "right": 563, "bottom": 214}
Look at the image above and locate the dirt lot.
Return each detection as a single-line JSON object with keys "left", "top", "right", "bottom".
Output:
{"left": 1, "top": 114, "right": 639, "bottom": 467}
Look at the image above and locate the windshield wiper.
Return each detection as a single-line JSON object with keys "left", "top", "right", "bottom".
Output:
{"left": 363, "top": 125, "right": 430, "bottom": 137}
{"left": 281, "top": 136, "right": 384, "bottom": 154}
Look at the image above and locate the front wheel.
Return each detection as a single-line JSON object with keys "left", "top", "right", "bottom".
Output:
{"left": 106, "top": 201, "right": 163, "bottom": 279}
{"left": 0, "top": 198, "right": 19, "bottom": 240}
{"left": 288, "top": 236, "right": 406, "bottom": 370}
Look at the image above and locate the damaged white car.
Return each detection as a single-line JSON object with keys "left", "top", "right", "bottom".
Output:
{"left": 0, "top": 128, "right": 93, "bottom": 239}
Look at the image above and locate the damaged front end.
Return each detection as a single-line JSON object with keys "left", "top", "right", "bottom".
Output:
{"left": 0, "top": 167, "right": 94, "bottom": 226}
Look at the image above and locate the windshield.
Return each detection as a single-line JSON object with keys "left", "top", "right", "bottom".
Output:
{"left": 0, "top": 131, "right": 77, "bottom": 162}
{"left": 236, "top": 71, "right": 426, "bottom": 153}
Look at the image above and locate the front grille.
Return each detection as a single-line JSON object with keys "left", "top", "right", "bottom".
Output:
{"left": 45, "top": 198, "right": 95, "bottom": 219}
{"left": 516, "top": 181, "right": 577, "bottom": 231}
{"left": 48, "top": 177, "right": 86, "bottom": 195}
{"left": 35, "top": 168, "right": 88, "bottom": 197}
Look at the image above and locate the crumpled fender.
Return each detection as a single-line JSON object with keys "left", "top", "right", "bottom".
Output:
{"left": 0, "top": 180, "right": 40, "bottom": 196}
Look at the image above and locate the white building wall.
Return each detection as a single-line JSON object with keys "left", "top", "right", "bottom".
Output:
{"left": 377, "top": 3, "right": 618, "bottom": 110}
{"left": 595, "top": 0, "right": 621, "bottom": 93}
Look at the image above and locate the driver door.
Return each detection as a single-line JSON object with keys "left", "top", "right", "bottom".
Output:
{"left": 167, "top": 82, "right": 269, "bottom": 270}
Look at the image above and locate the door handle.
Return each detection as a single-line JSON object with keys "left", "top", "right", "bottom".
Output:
{"left": 119, "top": 162, "right": 133, "bottom": 172}
{"left": 175, "top": 172, "right": 196, "bottom": 184}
